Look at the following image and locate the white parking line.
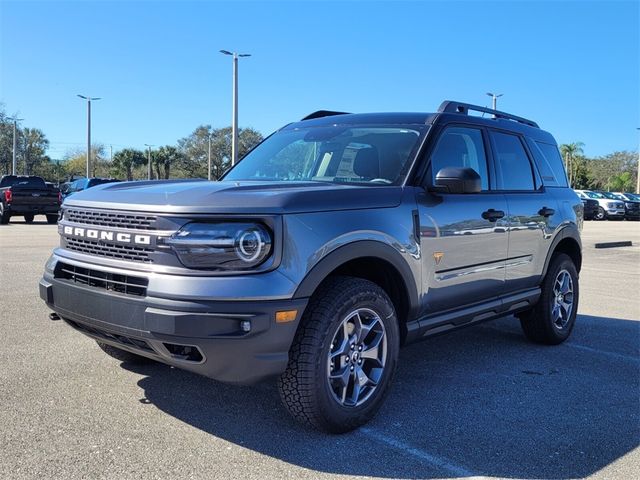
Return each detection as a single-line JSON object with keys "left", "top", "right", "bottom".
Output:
{"left": 565, "top": 342, "right": 640, "bottom": 364}
{"left": 481, "top": 325, "right": 640, "bottom": 364}
{"left": 360, "top": 427, "right": 475, "bottom": 477}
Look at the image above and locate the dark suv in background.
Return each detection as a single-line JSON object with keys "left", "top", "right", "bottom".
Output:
{"left": 40, "top": 101, "right": 582, "bottom": 432}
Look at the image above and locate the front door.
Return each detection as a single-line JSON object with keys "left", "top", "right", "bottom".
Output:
{"left": 416, "top": 125, "right": 509, "bottom": 315}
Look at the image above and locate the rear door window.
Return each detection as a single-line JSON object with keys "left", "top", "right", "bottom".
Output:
{"left": 490, "top": 131, "right": 536, "bottom": 191}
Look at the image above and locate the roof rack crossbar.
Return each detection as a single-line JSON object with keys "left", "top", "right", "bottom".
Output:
{"left": 437, "top": 101, "right": 539, "bottom": 128}
{"left": 301, "top": 110, "right": 350, "bottom": 121}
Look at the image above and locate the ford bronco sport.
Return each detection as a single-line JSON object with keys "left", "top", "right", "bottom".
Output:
{"left": 40, "top": 101, "right": 582, "bottom": 433}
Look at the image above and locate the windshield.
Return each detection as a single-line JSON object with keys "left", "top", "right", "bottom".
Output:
{"left": 598, "top": 191, "right": 618, "bottom": 199}
{"left": 584, "top": 191, "right": 604, "bottom": 199}
{"left": 224, "top": 125, "right": 425, "bottom": 185}
{"left": 1, "top": 176, "right": 45, "bottom": 188}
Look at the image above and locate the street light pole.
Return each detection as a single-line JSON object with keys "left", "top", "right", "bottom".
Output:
{"left": 486, "top": 92, "right": 503, "bottom": 110}
{"left": 144, "top": 144, "right": 154, "bottom": 180}
{"left": 636, "top": 128, "right": 639, "bottom": 194}
{"left": 77, "top": 95, "right": 101, "bottom": 178}
{"left": 208, "top": 132, "right": 212, "bottom": 181}
{"left": 8, "top": 116, "right": 23, "bottom": 175}
{"left": 220, "top": 50, "right": 251, "bottom": 166}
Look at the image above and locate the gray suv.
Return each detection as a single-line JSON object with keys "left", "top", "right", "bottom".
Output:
{"left": 40, "top": 101, "right": 582, "bottom": 433}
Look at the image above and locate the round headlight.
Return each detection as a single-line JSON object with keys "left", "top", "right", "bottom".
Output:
{"left": 236, "top": 228, "right": 265, "bottom": 263}
{"left": 166, "top": 222, "right": 272, "bottom": 270}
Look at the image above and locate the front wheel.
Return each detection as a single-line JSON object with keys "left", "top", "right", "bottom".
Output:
{"left": 0, "top": 203, "right": 9, "bottom": 224}
{"left": 518, "top": 253, "right": 579, "bottom": 345}
{"left": 278, "top": 276, "right": 400, "bottom": 433}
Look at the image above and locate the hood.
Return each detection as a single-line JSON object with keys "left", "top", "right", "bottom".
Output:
{"left": 62, "top": 179, "right": 404, "bottom": 214}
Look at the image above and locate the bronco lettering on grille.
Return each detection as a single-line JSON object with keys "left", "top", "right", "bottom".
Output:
{"left": 62, "top": 226, "right": 152, "bottom": 245}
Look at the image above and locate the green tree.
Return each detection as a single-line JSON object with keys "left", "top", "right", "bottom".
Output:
{"left": 559, "top": 142, "right": 584, "bottom": 188}
{"left": 177, "top": 125, "right": 263, "bottom": 179}
{"left": 584, "top": 151, "right": 638, "bottom": 191}
{"left": 111, "top": 148, "right": 146, "bottom": 181}
{"left": 608, "top": 172, "right": 634, "bottom": 192}
{"left": 151, "top": 145, "right": 185, "bottom": 179}
{"left": 20, "top": 128, "right": 50, "bottom": 175}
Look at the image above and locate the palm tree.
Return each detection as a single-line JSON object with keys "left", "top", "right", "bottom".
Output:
{"left": 559, "top": 142, "right": 585, "bottom": 187}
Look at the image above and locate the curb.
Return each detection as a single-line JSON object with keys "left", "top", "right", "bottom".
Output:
{"left": 594, "top": 241, "right": 633, "bottom": 249}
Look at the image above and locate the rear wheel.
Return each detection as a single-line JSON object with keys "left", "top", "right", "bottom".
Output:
{"left": 278, "top": 276, "right": 400, "bottom": 433}
{"left": 24, "top": 214, "right": 34, "bottom": 223}
{"left": 518, "top": 253, "right": 579, "bottom": 345}
{"left": 0, "top": 204, "right": 9, "bottom": 224}
{"left": 97, "top": 341, "right": 154, "bottom": 363}
{"left": 46, "top": 214, "right": 58, "bottom": 224}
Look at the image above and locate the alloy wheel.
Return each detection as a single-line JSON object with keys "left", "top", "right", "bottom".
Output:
{"left": 327, "top": 308, "right": 387, "bottom": 407}
{"left": 551, "top": 269, "right": 574, "bottom": 330}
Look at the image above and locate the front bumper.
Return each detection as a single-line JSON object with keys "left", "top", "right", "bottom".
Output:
{"left": 40, "top": 255, "right": 307, "bottom": 385}
{"left": 605, "top": 209, "right": 625, "bottom": 218}
{"left": 5, "top": 204, "right": 59, "bottom": 216}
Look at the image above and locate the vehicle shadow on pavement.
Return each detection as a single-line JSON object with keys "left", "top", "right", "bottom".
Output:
{"left": 123, "top": 313, "right": 639, "bottom": 479}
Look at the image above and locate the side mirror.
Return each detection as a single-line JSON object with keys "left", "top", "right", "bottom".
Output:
{"left": 432, "top": 167, "right": 481, "bottom": 194}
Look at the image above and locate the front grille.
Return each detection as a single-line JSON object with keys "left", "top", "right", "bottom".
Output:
{"left": 65, "top": 208, "right": 157, "bottom": 230}
{"left": 66, "top": 237, "right": 153, "bottom": 263}
{"left": 65, "top": 319, "right": 154, "bottom": 353}
{"left": 55, "top": 261, "right": 148, "bottom": 297}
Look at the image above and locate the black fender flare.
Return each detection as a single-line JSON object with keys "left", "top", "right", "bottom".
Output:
{"left": 293, "top": 240, "right": 420, "bottom": 317}
{"left": 542, "top": 224, "right": 582, "bottom": 277}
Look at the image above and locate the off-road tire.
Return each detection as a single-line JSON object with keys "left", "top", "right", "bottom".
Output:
{"left": 519, "top": 253, "right": 579, "bottom": 345}
{"left": 0, "top": 204, "right": 9, "bottom": 224}
{"left": 97, "top": 341, "right": 154, "bottom": 363}
{"left": 278, "top": 276, "right": 400, "bottom": 433}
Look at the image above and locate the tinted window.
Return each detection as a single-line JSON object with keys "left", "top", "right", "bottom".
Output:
{"left": 528, "top": 141, "right": 568, "bottom": 187}
{"left": 491, "top": 132, "right": 535, "bottom": 191}
{"left": 225, "top": 126, "right": 423, "bottom": 185}
{"left": 10, "top": 177, "right": 46, "bottom": 188}
{"left": 430, "top": 127, "right": 489, "bottom": 190}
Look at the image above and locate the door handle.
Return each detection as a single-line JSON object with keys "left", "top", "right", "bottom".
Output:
{"left": 538, "top": 207, "right": 555, "bottom": 217}
{"left": 481, "top": 209, "right": 505, "bottom": 222}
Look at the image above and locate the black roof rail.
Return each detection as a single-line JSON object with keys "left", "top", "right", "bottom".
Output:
{"left": 437, "top": 101, "right": 539, "bottom": 128}
{"left": 301, "top": 110, "right": 350, "bottom": 121}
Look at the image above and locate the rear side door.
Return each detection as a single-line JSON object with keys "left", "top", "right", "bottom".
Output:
{"left": 488, "top": 130, "right": 557, "bottom": 293}
{"left": 416, "top": 124, "right": 509, "bottom": 314}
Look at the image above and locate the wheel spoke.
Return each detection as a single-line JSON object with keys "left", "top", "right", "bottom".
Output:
{"left": 361, "top": 333, "right": 383, "bottom": 365}
{"left": 355, "top": 366, "right": 374, "bottom": 388}
{"left": 330, "top": 336, "right": 351, "bottom": 360}
{"left": 348, "top": 374, "right": 361, "bottom": 405}
{"left": 353, "top": 312, "right": 374, "bottom": 343}
{"left": 330, "top": 365, "right": 351, "bottom": 388}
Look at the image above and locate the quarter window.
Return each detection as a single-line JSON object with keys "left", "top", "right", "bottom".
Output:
{"left": 430, "top": 127, "right": 489, "bottom": 190}
{"left": 491, "top": 132, "right": 535, "bottom": 191}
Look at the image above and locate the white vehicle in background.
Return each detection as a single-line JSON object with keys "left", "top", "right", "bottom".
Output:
{"left": 574, "top": 190, "right": 625, "bottom": 221}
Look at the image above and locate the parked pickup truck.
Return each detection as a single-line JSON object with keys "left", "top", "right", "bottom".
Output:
{"left": 0, "top": 175, "right": 61, "bottom": 224}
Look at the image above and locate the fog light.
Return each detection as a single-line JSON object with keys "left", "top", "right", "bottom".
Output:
{"left": 240, "top": 320, "right": 252, "bottom": 332}
{"left": 276, "top": 310, "right": 298, "bottom": 323}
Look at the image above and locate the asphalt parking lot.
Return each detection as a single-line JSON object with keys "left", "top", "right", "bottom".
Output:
{"left": 0, "top": 220, "right": 638, "bottom": 479}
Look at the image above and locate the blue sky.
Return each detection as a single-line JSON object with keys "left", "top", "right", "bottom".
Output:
{"left": 1, "top": 0, "right": 638, "bottom": 160}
